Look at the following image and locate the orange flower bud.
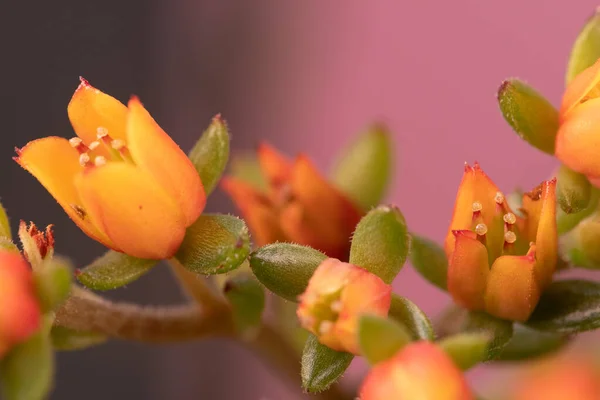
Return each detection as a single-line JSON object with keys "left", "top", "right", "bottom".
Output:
{"left": 0, "top": 251, "right": 41, "bottom": 358}
{"left": 222, "top": 144, "right": 362, "bottom": 260}
{"left": 445, "top": 163, "right": 557, "bottom": 321}
{"left": 359, "top": 341, "right": 473, "bottom": 400}
{"left": 15, "top": 78, "right": 206, "bottom": 259}
{"left": 556, "top": 58, "right": 600, "bottom": 185}
{"left": 297, "top": 258, "right": 391, "bottom": 354}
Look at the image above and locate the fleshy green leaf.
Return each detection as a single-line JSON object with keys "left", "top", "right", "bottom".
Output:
{"left": 497, "top": 79, "right": 559, "bottom": 154}
{"left": 34, "top": 257, "right": 72, "bottom": 313}
{"left": 188, "top": 114, "right": 230, "bottom": 195}
{"left": 301, "top": 334, "right": 354, "bottom": 393}
{"left": 389, "top": 294, "right": 435, "bottom": 341}
{"left": 223, "top": 273, "right": 265, "bottom": 339}
{"left": 439, "top": 333, "right": 490, "bottom": 370}
{"left": 330, "top": 124, "right": 393, "bottom": 210}
{"left": 556, "top": 165, "right": 591, "bottom": 214}
{"left": 0, "top": 199, "right": 11, "bottom": 239}
{"left": 496, "top": 324, "right": 567, "bottom": 361}
{"left": 566, "top": 8, "right": 600, "bottom": 84}
{"left": 357, "top": 315, "right": 412, "bottom": 365}
{"left": 409, "top": 234, "right": 448, "bottom": 291}
{"left": 557, "top": 188, "right": 600, "bottom": 234}
{"left": 561, "top": 215, "right": 600, "bottom": 269}
{"left": 249, "top": 243, "right": 327, "bottom": 301}
{"left": 0, "top": 317, "right": 54, "bottom": 400}
{"left": 51, "top": 326, "right": 107, "bottom": 351}
{"left": 76, "top": 250, "right": 157, "bottom": 291}
{"left": 526, "top": 280, "right": 600, "bottom": 333}
{"left": 349, "top": 205, "right": 410, "bottom": 284}
{"left": 176, "top": 214, "right": 250, "bottom": 275}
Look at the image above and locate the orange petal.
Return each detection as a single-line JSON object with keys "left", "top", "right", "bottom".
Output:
{"left": 556, "top": 98, "right": 600, "bottom": 177}
{"left": 126, "top": 97, "right": 205, "bottom": 226}
{"left": 257, "top": 143, "right": 293, "bottom": 187}
{"left": 15, "top": 137, "right": 114, "bottom": 248}
{"left": 75, "top": 163, "right": 187, "bottom": 259}
{"left": 560, "top": 58, "right": 600, "bottom": 119}
{"left": 221, "top": 177, "right": 286, "bottom": 246}
{"left": 447, "top": 230, "right": 489, "bottom": 310}
{"left": 67, "top": 78, "right": 128, "bottom": 148}
{"left": 485, "top": 250, "right": 540, "bottom": 322}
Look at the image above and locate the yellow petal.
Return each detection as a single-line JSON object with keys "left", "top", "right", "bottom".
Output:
{"left": 126, "top": 97, "right": 205, "bottom": 226}
{"left": 485, "top": 250, "right": 540, "bottom": 322}
{"left": 556, "top": 98, "right": 600, "bottom": 178}
{"left": 67, "top": 78, "right": 128, "bottom": 148}
{"left": 560, "top": 58, "right": 600, "bottom": 119}
{"left": 75, "top": 163, "right": 187, "bottom": 259}
{"left": 15, "top": 137, "right": 114, "bottom": 248}
{"left": 447, "top": 230, "right": 489, "bottom": 310}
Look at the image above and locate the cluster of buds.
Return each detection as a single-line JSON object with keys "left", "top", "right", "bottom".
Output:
{"left": 19, "top": 221, "right": 55, "bottom": 265}
{"left": 444, "top": 163, "right": 557, "bottom": 321}
{"left": 359, "top": 342, "right": 473, "bottom": 400}
{"left": 222, "top": 145, "right": 362, "bottom": 260}
{"left": 297, "top": 258, "right": 391, "bottom": 354}
{"left": 15, "top": 78, "right": 206, "bottom": 260}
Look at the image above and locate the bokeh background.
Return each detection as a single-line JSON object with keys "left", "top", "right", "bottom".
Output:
{"left": 2, "top": 0, "right": 598, "bottom": 398}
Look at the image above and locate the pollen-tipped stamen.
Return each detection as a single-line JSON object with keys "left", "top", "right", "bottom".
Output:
{"left": 94, "top": 156, "right": 107, "bottom": 167}
{"left": 79, "top": 153, "right": 91, "bottom": 167}
{"left": 503, "top": 212, "right": 517, "bottom": 226}
{"left": 70, "top": 137, "right": 90, "bottom": 154}
{"left": 111, "top": 139, "right": 134, "bottom": 163}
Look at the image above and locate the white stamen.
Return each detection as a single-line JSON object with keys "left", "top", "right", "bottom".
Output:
{"left": 472, "top": 202, "right": 483, "bottom": 213}
{"left": 111, "top": 139, "right": 125, "bottom": 150}
{"left": 88, "top": 141, "right": 101, "bottom": 150}
{"left": 475, "top": 223, "right": 488, "bottom": 236}
{"left": 319, "top": 321, "right": 333, "bottom": 335}
{"left": 330, "top": 300, "right": 342, "bottom": 313}
{"left": 504, "top": 231, "right": 517, "bottom": 244}
{"left": 79, "top": 153, "right": 90, "bottom": 166}
{"left": 69, "top": 137, "right": 83, "bottom": 147}
{"left": 503, "top": 212, "right": 517, "bottom": 225}
{"left": 96, "top": 127, "right": 108, "bottom": 138}
{"left": 94, "top": 156, "right": 107, "bottom": 167}
{"left": 495, "top": 191, "right": 505, "bottom": 204}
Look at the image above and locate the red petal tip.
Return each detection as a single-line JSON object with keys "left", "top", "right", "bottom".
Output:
{"left": 78, "top": 76, "right": 91, "bottom": 87}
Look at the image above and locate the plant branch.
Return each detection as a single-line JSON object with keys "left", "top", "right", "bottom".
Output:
{"left": 168, "top": 258, "right": 228, "bottom": 312}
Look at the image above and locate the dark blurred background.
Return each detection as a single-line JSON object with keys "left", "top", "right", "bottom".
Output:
{"left": 2, "top": 0, "right": 598, "bottom": 398}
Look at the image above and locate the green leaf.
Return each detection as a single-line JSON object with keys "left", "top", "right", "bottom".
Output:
{"left": 34, "top": 257, "right": 72, "bottom": 313}
{"left": 227, "top": 153, "right": 268, "bottom": 191}
{"left": 557, "top": 188, "right": 600, "bottom": 234}
{"left": 249, "top": 243, "right": 327, "bottom": 301}
{"left": 330, "top": 124, "right": 393, "bottom": 210}
{"left": 527, "top": 280, "right": 600, "bottom": 333}
{"left": 357, "top": 315, "right": 412, "bottom": 365}
{"left": 50, "top": 326, "right": 107, "bottom": 351}
{"left": 176, "top": 214, "right": 250, "bottom": 275}
{"left": 556, "top": 165, "right": 591, "bottom": 214}
{"left": 439, "top": 333, "right": 490, "bottom": 370}
{"left": 566, "top": 8, "right": 600, "bottom": 84}
{"left": 188, "top": 114, "right": 230, "bottom": 195}
{"left": 301, "top": 334, "right": 354, "bottom": 393}
{"left": 76, "top": 251, "right": 157, "bottom": 290}
{"left": 223, "top": 273, "right": 265, "bottom": 339}
{"left": 561, "top": 215, "right": 600, "bottom": 269}
{"left": 349, "top": 205, "right": 410, "bottom": 283}
{"left": 0, "top": 199, "right": 11, "bottom": 239}
{"left": 1, "top": 317, "right": 54, "bottom": 400}
{"left": 496, "top": 324, "right": 567, "bottom": 361}
{"left": 409, "top": 234, "right": 448, "bottom": 291}
{"left": 497, "top": 79, "right": 559, "bottom": 154}
{"left": 389, "top": 294, "right": 435, "bottom": 341}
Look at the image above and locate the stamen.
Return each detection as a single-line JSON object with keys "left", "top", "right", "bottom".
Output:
{"left": 319, "top": 321, "right": 333, "bottom": 335}
{"left": 96, "top": 127, "right": 109, "bottom": 139}
{"left": 94, "top": 156, "right": 107, "bottom": 167}
{"left": 472, "top": 202, "right": 483, "bottom": 213}
{"left": 504, "top": 231, "right": 517, "bottom": 244}
{"left": 495, "top": 191, "right": 505, "bottom": 204}
{"left": 111, "top": 139, "right": 125, "bottom": 150}
{"left": 88, "top": 141, "right": 101, "bottom": 151}
{"left": 503, "top": 212, "right": 517, "bottom": 225}
{"left": 330, "top": 300, "right": 342, "bottom": 313}
{"left": 79, "top": 153, "right": 91, "bottom": 167}
{"left": 69, "top": 137, "right": 83, "bottom": 147}
{"left": 475, "top": 223, "right": 488, "bottom": 236}
{"left": 70, "top": 137, "right": 89, "bottom": 154}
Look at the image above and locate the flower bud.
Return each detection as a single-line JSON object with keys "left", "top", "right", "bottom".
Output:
{"left": 359, "top": 342, "right": 473, "bottom": 400}
{"left": 297, "top": 258, "right": 391, "bottom": 354}
{"left": 18, "top": 221, "right": 54, "bottom": 268}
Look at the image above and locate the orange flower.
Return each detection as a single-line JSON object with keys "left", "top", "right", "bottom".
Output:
{"left": 297, "top": 258, "right": 391, "bottom": 354}
{"left": 359, "top": 341, "right": 473, "bottom": 400}
{"left": 15, "top": 78, "right": 205, "bottom": 259}
{"left": 444, "top": 163, "right": 557, "bottom": 321}
{"left": 556, "top": 58, "right": 600, "bottom": 187}
{"left": 221, "top": 144, "right": 362, "bottom": 260}
{"left": 0, "top": 250, "right": 41, "bottom": 358}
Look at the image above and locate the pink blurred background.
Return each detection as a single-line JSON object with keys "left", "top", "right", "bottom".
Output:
{"left": 3, "top": 0, "right": 599, "bottom": 398}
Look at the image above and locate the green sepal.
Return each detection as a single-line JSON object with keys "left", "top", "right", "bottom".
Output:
{"left": 389, "top": 294, "right": 435, "bottom": 341}
{"left": 556, "top": 165, "right": 591, "bottom": 214}
{"left": 301, "top": 334, "right": 353, "bottom": 393}
{"left": 438, "top": 333, "right": 491, "bottom": 370}
{"left": 357, "top": 314, "right": 412, "bottom": 365}
{"left": 566, "top": 8, "right": 600, "bottom": 84}
{"left": 34, "top": 256, "right": 72, "bottom": 313}
{"left": 409, "top": 234, "right": 448, "bottom": 291}
{"left": 50, "top": 326, "right": 107, "bottom": 351}
{"left": 223, "top": 273, "right": 265, "bottom": 339}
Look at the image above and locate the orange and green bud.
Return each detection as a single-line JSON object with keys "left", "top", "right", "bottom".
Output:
{"left": 359, "top": 341, "right": 473, "bottom": 400}
{"left": 445, "top": 163, "right": 557, "bottom": 321}
{"left": 15, "top": 78, "right": 206, "bottom": 260}
{"left": 556, "top": 58, "right": 600, "bottom": 187}
{"left": 297, "top": 258, "right": 391, "bottom": 354}
{"left": 0, "top": 250, "right": 41, "bottom": 358}
{"left": 222, "top": 144, "right": 362, "bottom": 260}
{"left": 18, "top": 221, "right": 54, "bottom": 267}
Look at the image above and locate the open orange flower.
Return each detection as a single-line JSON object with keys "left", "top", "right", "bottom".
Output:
{"left": 297, "top": 258, "right": 391, "bottom": 354}
{"left": 0, "top": 250, "right": 41, "bottom": 358}
{"left": 359, "top": 341, "right": 473, "bottom": 400}
{"left": 221, "top": 144, "right": 362, "bottom": 260}
{"left": 15, "top": 79, "right": 205, "bottom": 259}
{"left": 556, "top": 57, "right": 600, "bottom": 187}
{"left": 444, "top": 163, "right": 557, "bottom": 321}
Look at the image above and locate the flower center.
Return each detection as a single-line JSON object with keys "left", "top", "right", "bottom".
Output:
{"left": 70, "top": 126, "right": 133, "bottom": 168}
